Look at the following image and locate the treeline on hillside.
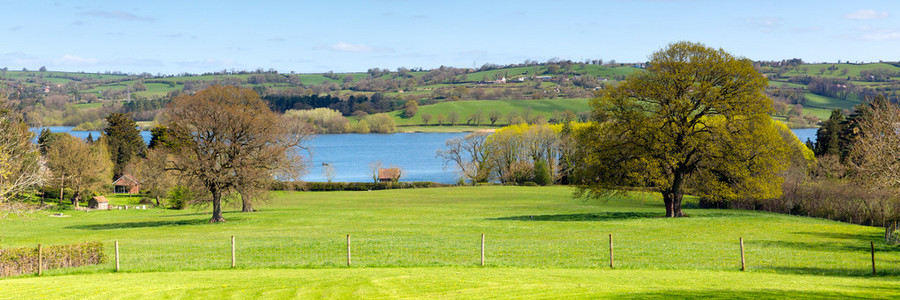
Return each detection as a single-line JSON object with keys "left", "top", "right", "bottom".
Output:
{"left": 265, "top": 93, "right": 396, "bottom": 115}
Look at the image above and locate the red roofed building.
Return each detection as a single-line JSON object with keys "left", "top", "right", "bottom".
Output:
{"left": 378, "top": 168, "right": 402, "bottom": 183}
{"left": 113, "top": 174, "right": 141, "bottom": 194}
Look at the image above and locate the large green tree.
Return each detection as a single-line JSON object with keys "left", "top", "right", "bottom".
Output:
{"left": 573, "top": 41, "right": 793, "bottom": 217}
{"left": 103, "top": 112, "right": 145, "bottom": 177}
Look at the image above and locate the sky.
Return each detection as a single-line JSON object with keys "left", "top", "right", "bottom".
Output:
{"left": 1, "top": 0, "right": 898, "bottom": 75}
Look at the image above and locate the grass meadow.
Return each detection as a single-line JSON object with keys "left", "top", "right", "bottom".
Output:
{"left": 2, "top": 186, "right": 900, "bottom": 298}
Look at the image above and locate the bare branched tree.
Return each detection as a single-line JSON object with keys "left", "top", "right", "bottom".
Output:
{"left": 437, "top": 132, "right": 490, "bottom": 185}
{"left": 853, "top": 96, "right": 900, "bottom": 190}
{"left": 0, "top": 109, "right": 48, "bottom": 218}
{"left": 45, "top": 134, "right": 113, "bottom": 207}
{"left": 165, "top": 85, "right": 310, "bottom": 222}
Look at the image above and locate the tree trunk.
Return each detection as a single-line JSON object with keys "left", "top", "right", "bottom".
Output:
{"left": 155, "top": 196, "right": 161, "bottom": 207}
{"left": 672, "top": 192, "right": 684, "bottom": 217}
{"left": 663, "top": 170, "right": 687, "bottom": 217}
{"left": 663, "top": 192, "right": 675, "bottom": 217}
{"left": 210, "top": 191, "right": 225, "bottom": 223}
{"left": 59, "top": 175, "right": 65, "bottom": 205}
{"left": 240, "top": 191, "right": 255, "bottom": 212}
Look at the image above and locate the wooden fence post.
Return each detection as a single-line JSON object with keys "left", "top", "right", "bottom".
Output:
{"left": 346, "top": 234, "right": 351, "bottom": 266}
{"left": 231, "top": 236, "right": 236, "bottom": 269}
{"left": 871, "top": 241, "right": 876, "bottom": 275}
{"left": 115, "top": 240, "right": 120, "bottom": 272}
{"left": 609, "top": 234, "right": 614, "bottom": 268}
{"left": 37, "top": 244, "right": 42, "bottom": 276}
{"left": 481, "top": 233, "right": 485, "bottom": 266}
{"left": 740, "top": 237, "right": 745, "bottom": 271}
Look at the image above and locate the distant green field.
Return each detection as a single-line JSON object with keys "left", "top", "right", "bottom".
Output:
{"left": 71, "top": 102, "right": 103, "bottom": 110}
{"left": 781, "top": 63, "right": 900, "bottom": 79}
{"left": 390, "top": 99, "right": 591, "bottom": 126}
{"left": 1, "top": 186, "right": 899, "bottom": 297}
{"left": 801, "top": 93, "right": 861, "bottom": 119}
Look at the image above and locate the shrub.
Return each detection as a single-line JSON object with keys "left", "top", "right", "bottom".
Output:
{"left": 0, "top": 242, "right": 105, "bottom": 277}
{"left": 276, "top": 181, "right": 449, "bottom": 192}
{"left": 166, "top": 186, "right": 194, "bottom": 209}
{"left": 365, "top": 114, "right": 396, "bottom": 133}
{"left": 533, "top": 160, "right": 551, "bottom": 186}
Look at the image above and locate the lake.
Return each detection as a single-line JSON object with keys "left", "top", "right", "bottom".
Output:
{"left": 31, "top": 127, "right": 817, "bottom": 184}
{"left": 32, "top": 127, "right": 466, "bottom": 184}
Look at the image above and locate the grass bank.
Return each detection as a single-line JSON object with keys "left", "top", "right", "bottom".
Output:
{"left": 2, "top": 186, "right": 898, "bottom": 297}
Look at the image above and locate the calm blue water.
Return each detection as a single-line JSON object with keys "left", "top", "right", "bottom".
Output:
{"left": 30, "top": 127, "right": 817, "bottom": 183}
{"left": 31, "top": 127, "right": 465, "bottom": 183}
{"left": 792, "top": 128, "right": 817, "bottom": 144}
{"left": 301, "top": 133, "right": 466, "bottom": 183}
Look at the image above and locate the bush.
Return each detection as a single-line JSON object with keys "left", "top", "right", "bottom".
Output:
{"left": 273, "top": 181, "right": 449, "bottom": 192}
{"left": 41, "top": 186, "right": 74, "bottom": 202}
{"left": 533, "top": 160, "right": 551, "bottom": 186}
{"left": 166, "top": 186, "right": 194, "bottom": 209}
{"left": 0, "top": 242, "right": 105, "bottom": 277}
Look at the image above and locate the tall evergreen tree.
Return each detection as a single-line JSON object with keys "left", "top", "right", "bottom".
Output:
{"left": 813, "top": 109, "right": 846, "bottom": 157}
{"left": 103, "top": 113, "right": 145, "bottom": 177}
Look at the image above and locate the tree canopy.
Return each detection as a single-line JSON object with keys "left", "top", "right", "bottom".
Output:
{"left": 103, "top": 112, "right": 145, "bottom": 177}
{"left": 164, "top": 85, "right": 309, "bottom": 222}
{"left": 0, "top": 109, "right": 47, "bottom": 217}
{"left": 573, "top": 41, "right": 797, "bottom": 217}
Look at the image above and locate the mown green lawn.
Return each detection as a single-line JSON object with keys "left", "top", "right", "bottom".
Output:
{"left": 3, "top": 268, "right": 899, "bottom": 299}
{"left": 1, "top": 186, "right": 899, "bottom": 297}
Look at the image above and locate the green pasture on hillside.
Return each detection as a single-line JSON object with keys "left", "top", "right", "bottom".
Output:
{"left": 1, "top": 186, "right": 899, "bottom": 297}
{"left": 801, "top": 93, "right": 862, "bottom": 119}
{"left": 780, "top": 63, "right": 900, "bottom": 79}
{"left": 389, "top": 99, "right": 591, "bottom": 126}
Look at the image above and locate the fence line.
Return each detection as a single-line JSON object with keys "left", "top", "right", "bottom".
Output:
{"left": 7, "top": 235, "right": 893, "bottom": 277}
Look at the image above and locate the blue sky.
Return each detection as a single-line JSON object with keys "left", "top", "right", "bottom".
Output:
{"left": 2, "top": 0, "right": 898, "bottom": 74}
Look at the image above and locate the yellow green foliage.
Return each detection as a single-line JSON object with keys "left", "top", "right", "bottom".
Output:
{"left": 574, "top": 41, "right": 796, "bottom": 216}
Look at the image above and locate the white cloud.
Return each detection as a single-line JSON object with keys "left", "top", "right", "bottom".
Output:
{"left": 328, "top": 42, "right": 394, "bottom": 53}
{"left": 330, "top": 42, "right": 375, "bottom": 53}
{"left": 79, "top": 10, "right": 154, "bottom": 22}
{"left": 845, "top": 9, "right": 889, "bottom": 20}
{"left": 745, "top": 17, "right": 781, "bottom": 33}
{"left": 861, "top": 28, "right": 900, "bottom": 41}
{"left": 55, "top": 54, "right": 99, "bottom": 66}
{"left": 177, "top": 59, "right": 243, "bottom": 70}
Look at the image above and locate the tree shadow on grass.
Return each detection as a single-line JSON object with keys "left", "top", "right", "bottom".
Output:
{"left": 792, "top": 231, "right": 884, "bottom": 243}
{"left": 764, "top": 266, "right": 900, "bottom": 277}
{"left": 489, "top": 212, "right": 660, "bottom": 222}
{"left": 66, "top": 217, "right": 242, "bottom": 230}
{"left": 613, "top": 290, "right": 887, "bottom": 300}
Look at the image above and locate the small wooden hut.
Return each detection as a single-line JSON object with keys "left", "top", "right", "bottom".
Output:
{"left": 378, "top": 168, "right": 402, "bottom": 183}
{"left": 89, "top": 196, "right": 109, "bottom": 210}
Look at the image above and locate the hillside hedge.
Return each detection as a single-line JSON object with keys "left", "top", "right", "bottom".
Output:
{"left": 0, "top": 242, "right": 105, "bottom": 277}
{"left": 271, "top": 181, "right": 451, "bottom": 192}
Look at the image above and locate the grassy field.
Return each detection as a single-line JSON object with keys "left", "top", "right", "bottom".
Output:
{"left": 3, "top": 268, "right": 899, "bottom": 299}
{"left": 389, "top": 99, "right": 591, "bottom": 126}
{"left": 1, "top": 186, "right": 899, "bottom": 297}
{"left": 801, "top": 93, "right": 861, "bottom": 119}
{"left": 779, "top": 63, "right": 900, "bottom": 79}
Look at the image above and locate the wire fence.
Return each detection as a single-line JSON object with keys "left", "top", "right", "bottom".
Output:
{"left": 11, "top": 234, "right": 896, "bottom": 277}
